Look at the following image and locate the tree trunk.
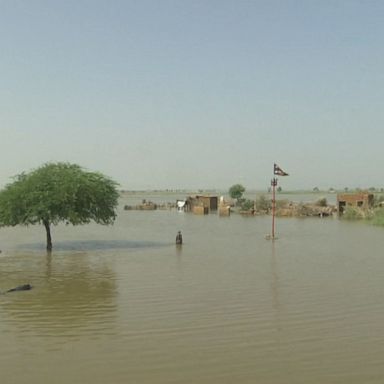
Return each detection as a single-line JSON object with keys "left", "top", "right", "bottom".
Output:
{"left": 43, "top": 219, "right": 52, "bottom": 251}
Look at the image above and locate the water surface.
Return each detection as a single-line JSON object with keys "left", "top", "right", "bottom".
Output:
{"left": 1, "top": 195, "right": 384, "bottom": 383}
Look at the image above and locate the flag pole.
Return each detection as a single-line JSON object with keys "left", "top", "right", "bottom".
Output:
{"left": 268, "top": 163, "right": 288, "bottom": 240}
{"left": 271, "top": 177, "right": 278, "bottom": 239}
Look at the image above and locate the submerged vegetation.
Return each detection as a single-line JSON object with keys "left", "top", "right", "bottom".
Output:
{"left": 370, "top": 208, "right": 384, "bottom": 226}
{"left": 341, "top": 194, "right": 384, "bottom": 226}
{"left": 342, "top": 206, "right": 369, "bottom": 220}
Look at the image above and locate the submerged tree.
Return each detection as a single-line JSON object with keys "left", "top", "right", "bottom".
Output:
{"left": 0, "top": 162, "right": 119, "bottom": 251}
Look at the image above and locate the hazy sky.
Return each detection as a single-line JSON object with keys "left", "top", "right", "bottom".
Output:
{"left": 1, "top": 0, "right": 383, "bottom": 191}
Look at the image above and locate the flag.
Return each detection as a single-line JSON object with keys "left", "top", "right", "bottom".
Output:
{"left": 274, "top": 163, "right": 289, "bottom": 176}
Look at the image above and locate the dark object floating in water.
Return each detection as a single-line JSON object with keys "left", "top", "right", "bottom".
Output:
{"left": 7, "top": 284, "right": 32, "bottom": 293}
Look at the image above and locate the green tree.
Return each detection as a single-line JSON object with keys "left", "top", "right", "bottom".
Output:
{"left": 228, "top": 184, "right": 246, "bottom": 200}
{"left": 0, "top": 162, "right": 119, "bottom": 251}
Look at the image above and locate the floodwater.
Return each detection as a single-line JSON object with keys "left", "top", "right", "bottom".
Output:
{"left": 1, "top": 194, "right": 384, "bottom": 383}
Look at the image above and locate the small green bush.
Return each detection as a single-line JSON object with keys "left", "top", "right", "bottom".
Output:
{"left": 370, "top": 208, "right": 384, "bottom": 226}
{"left": 255, "top": 195, "right": 271, "bottom": 211}
{"left": 296, "top": 203, "right": 312, "bottom": 217}
{"left": 241, "top": 199, "right": 255, "bottom": 211}
{"left": 343, "top": 206, "right": 365, "bottom": 220}
{"left": 276, "top": 199, "right": 289, "bottom": 209}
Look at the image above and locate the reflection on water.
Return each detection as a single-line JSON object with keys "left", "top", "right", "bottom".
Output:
{"left": 18, "top": 239, "right": 170, "bottom": 251}
{"left": 1, "top": 195, "right": 384, "bottom": 383}
{"left": 1, "top": 252, "right": 117, "bottom": 339}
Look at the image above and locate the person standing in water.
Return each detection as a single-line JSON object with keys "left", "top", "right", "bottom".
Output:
{"left": 176, "top": 231, "right": 183, "bottom": 245}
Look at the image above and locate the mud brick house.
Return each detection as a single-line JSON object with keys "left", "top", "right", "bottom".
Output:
{"left": 337, "top": 192, "right": 374, "bottom": 216}
{"left": 186, "top": 195, "right": 218, "bottom": 214}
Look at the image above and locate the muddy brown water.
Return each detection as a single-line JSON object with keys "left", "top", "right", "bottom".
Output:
{"left": 1, "top": 194, "right": 384, "bottom": 383}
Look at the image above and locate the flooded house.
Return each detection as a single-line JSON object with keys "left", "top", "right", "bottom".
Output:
{"left": 185, "top": 195, "right": 218, "bottom": 215}
{"left": 337, "top": 192, "right": 374, "bottom": 216}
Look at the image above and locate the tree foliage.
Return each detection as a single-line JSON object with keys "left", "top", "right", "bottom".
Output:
{"left": 0, "top": 162, "right": 119, "bottom": 250}
{"left": 255, "top": 194, "right": 271, "bottom": 212}
{"left": 315, "top": 197, "right": 328, "bottom": 207}
{"left": 240, "top": 199, "right": 254, "bottom": 211}
{"left": 228, "top": 184, "right": 246, "bottom": 200}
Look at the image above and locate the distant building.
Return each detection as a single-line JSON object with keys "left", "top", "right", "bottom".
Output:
{"left": 337, "top": 192, "right": 374, "bottom": 216}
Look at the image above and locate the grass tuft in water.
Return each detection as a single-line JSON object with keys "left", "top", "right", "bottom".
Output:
{"left": 370, "top": 208, "right": 384, "bottom": 226}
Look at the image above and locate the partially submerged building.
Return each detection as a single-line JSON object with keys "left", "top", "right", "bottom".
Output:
{"left": 337, "top": 192, "right": 374, "bottom": 216}
{"left": 185, "top": 195, "right": 218, "bottom": 215}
